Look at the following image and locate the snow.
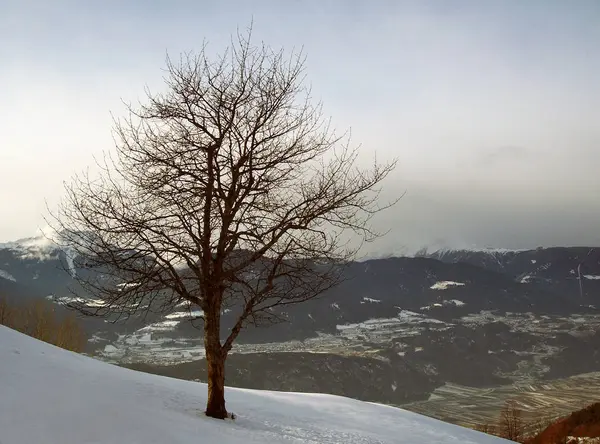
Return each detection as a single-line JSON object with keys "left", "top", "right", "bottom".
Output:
{"left": 117, "top": 282, "right": 140, "bottom": 290}
{"left": 336, "top": 318, "right": 402, "bottom": 331}
{"left": 584, "top": 275, "right": 600, "bottom": 280}
{"left": 139, "top": 320, "right": 181, "bottom": 332}
{"left": 430, "top": 281, "right": 465, "bottom": 290}
{"left": 396, "top": 310, "right": 424, "bottom": 322}
{"left": 0, "top": 230, "right": 62, "bottom": 261}
{"left": 567, "top": 438, "right": 600, "bottom": 444}
{"left": 51, "top": 295, "right": 107, "bottom": 308}
{"left": 0, "top": 228, "right": 79, "bottom": 275}
{"left": 165, "top": 310, "right": 204, "bottom": 319}
{"left": 104, "top": 344, "right": 119, "bottom": 353}
{"left": 362, "top": 297, "right": 381, "bottom": 303}
{"left": 64, "top": 249, "right": 77, "bottom": 277}
{"left": 0, "top": 268, "right": 16, "bottom": 281}
{"left": 429, "top": 246, "right": 525, "bottom": 258}
{"left": 0, "top": 325, "right": 503, "bottom": 444}
{"left": 520, "top": 275, "right": 533, "bottom": 283}
{"left": 421, "top": 299, "right": 466, "bottom": 310}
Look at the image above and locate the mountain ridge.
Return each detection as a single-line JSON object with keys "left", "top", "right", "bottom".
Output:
{"left": 2, "top": 235, "right": 600, "bottom": 410}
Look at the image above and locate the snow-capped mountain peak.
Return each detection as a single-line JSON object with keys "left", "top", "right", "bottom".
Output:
{"left": 0, "top": 227, "right": 78, "bottom": 277}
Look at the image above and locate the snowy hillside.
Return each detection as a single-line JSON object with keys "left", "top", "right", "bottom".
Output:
{"left": 0, "top": 326, "right": 506, "bottom": 444}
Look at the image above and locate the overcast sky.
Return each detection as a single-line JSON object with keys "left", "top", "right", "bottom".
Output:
{"left": 1, "top": 0, "right": 599, "bottom": 255}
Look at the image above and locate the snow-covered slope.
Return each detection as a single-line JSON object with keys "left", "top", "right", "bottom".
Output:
{"left": 0, "top": 326, "right": 506, "bottom": 444}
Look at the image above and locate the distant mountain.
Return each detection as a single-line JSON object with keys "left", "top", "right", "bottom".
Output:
{"left": 0, "top": 273, "right": 44, "bottom": 306}
{"left": 421, "top": 246, "right": 600, "bottom": 305}
{"left": 0, "top": 235, "right": 79, "bottom": 296}
{"left": 1, "top": 235, "right": 598, "bottom": 343}
{"left": 3, "top": 234, "right": 600, "bottom": 407}
{"left": 2, "top": 234, "right": 584, "bottom": 341}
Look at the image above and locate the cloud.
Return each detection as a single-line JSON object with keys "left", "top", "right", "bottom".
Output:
{"left": 475, "top": 146, "right": 531, "bottom": 166}
{"left": 1, "top": 1, "right": 599, "bottom": 254}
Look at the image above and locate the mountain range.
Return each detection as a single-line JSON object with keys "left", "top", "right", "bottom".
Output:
{"left": 2, "top": 234, "right": 600, "bottom": 410}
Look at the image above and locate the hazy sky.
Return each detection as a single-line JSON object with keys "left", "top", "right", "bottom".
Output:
{"left": 1, "top": 0, "right": 599, "bottom": 254}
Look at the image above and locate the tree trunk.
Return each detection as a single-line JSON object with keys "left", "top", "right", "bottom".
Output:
{"left": 204, "top": 307, "right": 228, "bottom": 419}
{"left": 205, "top": 347, "right": 227, "bottom": 419}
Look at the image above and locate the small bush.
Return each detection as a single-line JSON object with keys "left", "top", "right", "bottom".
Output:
{"left": 526, "top": 402, "right": 600, "bottom": 444}
{"left": 475, "top": 423, "right": 497, "bottom": 436}
{"left": 0, "top": 297, "right": 14, "bottom": 327}
{"left": 0, "top": 296, "right": 87, "bottom": 352}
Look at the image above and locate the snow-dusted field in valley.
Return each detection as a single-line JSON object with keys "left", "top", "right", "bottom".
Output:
{"left": 0, "top": 325, "right": 507, "bottom": 443}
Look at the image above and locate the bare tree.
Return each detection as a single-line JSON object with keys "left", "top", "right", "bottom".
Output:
{"left": 0, "top": 297, "right": 11, "bottom": 326}
{"left": 500, "top": 400, "right": 524, "bottom": 442}
{"left": 51, "top": 29, "right": 396, "bottom": 419}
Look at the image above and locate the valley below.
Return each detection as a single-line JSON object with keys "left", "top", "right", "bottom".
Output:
{"left": 406, "top": 371, "right": 600, "bottom": 429}
{"left": 111, "top": 308, "right": 600, "bottom": 426}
